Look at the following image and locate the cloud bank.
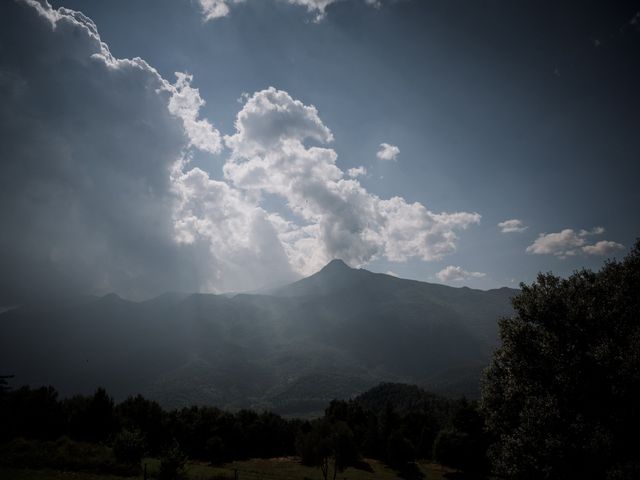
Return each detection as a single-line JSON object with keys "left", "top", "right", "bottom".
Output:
{"left": 0, "top": 0, "right": 480, "bottom": 303}
{"left": 526, "top": 228, "right": 624, "bottom": 258}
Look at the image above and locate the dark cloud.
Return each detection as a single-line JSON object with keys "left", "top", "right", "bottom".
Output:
{"left": 0, "top": 0, "right": 202, "bottom": 303}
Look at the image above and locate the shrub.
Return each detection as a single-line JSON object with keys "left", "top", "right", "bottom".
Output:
{"left": 113, "top": 429, "right": 145, "bottom": 466}
{"left": 158, "top": 441, "right": 187, "bottom": 480}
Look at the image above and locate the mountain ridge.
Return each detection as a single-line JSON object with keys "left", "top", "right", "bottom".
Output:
{"left": 0, "top": 260, "right": 518, "bottom": 416}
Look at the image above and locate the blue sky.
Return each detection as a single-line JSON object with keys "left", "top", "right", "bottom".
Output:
{"left": 1, "top": 0, "right": 639, "bottom": 301}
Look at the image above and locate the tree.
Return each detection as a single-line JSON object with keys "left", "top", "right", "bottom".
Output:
{"left": 433, "top": 399, "right": 488, "bottom": 473}
{"left": 4, "top": 385, "right": 65, "bottom": 440}
{"left": 113, "top": 428, "right": 145, "bottom": 467}
{"left": 204, "top": 435, "right": 225, "bottom": 465}
{"left": 116, "top": 394, "right": 166, "bottom": 455}
{"left": 296, "top": 419, "right": 358, "bottom": 480}
{"left": 481, "top": 240, "right": 640, "bottom": 479}
{"left": 385, "top": 431, "right": 415, "bottom": 468}
{"left": 158, "top": 441, "right": 187, "bottom": 480}
{"left": 65, "top": 388, "right": 116, "bottom": 442}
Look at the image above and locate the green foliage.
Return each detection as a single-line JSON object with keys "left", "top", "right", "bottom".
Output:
{"left": 1, "top": 385, "right": 64, "bottom": 441}
{"left": 65, "top": 388, "right": 116, "bottom": 442}
{"left": 296, "top": 419, "right": 359, "bottom": 480}
{"left": 112, "top": 429, "right": 145, "bottom": 466}
{"left": 204, "top": 436, "right": 225, "bottom": 465}
{"left": 116, "top": 395, "right": 165, "bottom": 455}
{"left": 384, "top": 431, "right": 415, "bottom": 468}
{"left": 0, "top": 437, "right": 138, "bottom": 476}
{"left": 1, "top": 380, "right": 491, "bottom": 475}
{"left": 157, "top": 441, "right": 187, "bottom": 480}
{"left": 481, "top": 239, "right": 640, "bottom": 479}
{"left": 433, "top": 429, "right": 467, "bottom": 468}
{"left": 434, "top": 398, "right": 488, "bottom": 473}
{"left": 318, "top": 385, "right": 490, "bottom": 473}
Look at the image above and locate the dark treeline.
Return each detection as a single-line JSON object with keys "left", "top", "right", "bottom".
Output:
{"left": 0, "top": 385, "right": 298, "bottom": 461}
{"left": 0, "top": 380, "right": 487, "bottom": 477}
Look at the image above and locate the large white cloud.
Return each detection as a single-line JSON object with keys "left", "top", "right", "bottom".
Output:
{"left": 0, "top": 0, "right": 294, "bottom": 302}
{"left": 170, "top": 160, "right": 296, "bottom": 292}
{"left": 0, "top": 0, "right": 479, "bottom": 302}
{"left": 168, "top": 72, "right": 223, "bottom": 154}
{"left": 222, "top": 88, "right": 481, "bottom": 275}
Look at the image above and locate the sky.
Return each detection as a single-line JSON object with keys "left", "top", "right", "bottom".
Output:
{"left": 1, "top": 0, "right": 639, "bottom": 302}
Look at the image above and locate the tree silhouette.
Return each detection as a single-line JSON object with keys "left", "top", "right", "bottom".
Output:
{"left": 113, "top": 428, "right": 145, "bottom": 467}
{"left": 433, "top": 398, "right": 488, "bottom": 473}
{"left": 65, "top": 388, "right": 116, "bottom": 442}
{"left": 296, "top": 419, "right": 358, "bottom": 480}
{"left": 158, "top": 441, "right": 187, "bottom": 480}
{"left": 481, "top": 240, "right": 640, "bottom": 479}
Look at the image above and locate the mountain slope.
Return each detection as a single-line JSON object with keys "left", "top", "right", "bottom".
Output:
{"left": 0, "top": 261, "right": 517, "bottom": 415}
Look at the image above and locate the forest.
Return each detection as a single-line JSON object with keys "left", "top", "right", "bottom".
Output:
{"left": 0, "top": 380, "right": 486, "bottom": 479}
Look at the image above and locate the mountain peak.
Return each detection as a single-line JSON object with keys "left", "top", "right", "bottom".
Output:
{"left": 100, "top": 292, "right": 122, "bottom": 302}
{"left": 93, "top": 292, "right": 129, "bottom": 307}
{"left": 270, "top": 258, "right": 361, "bottom": 297}
{"left": 320, "top": 259, "right": 352, "bottom": 272}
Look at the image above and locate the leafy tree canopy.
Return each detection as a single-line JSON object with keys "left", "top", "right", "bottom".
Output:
{"left": 481, "top": 240, "right": 640, "bottom": 479}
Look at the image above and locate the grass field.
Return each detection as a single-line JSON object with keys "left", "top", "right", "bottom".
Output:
{"left": 1, "top": 457, "right": 457, "bottom": 480}
{"left": 0, "top": 467, "right": 132, "bottom": 480}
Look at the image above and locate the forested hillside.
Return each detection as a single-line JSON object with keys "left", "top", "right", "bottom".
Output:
{"left": 0, "top": 261, "right": 516, "bottom": 415}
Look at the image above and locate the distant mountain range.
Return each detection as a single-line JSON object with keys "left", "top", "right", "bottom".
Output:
{"left": 0, "top": 260, "right": 517, "bottom": 416}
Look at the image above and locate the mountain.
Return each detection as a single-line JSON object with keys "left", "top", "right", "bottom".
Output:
{"left": 0, "top": 261, "right": 517, "bottom": 416}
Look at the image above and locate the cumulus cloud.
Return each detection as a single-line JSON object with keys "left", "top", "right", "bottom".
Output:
{"left": 168, "top": 72, "right": 222, "bottom": 154}
{"left": 0, "top": 0, "right": 479, "bottom": 303}
{"left": 436, "top": 266, "right": 486, "bottom": 283}
{"left": 225, "top": 87, "right": 333, "bottom": 157}
{"left": 581, "top": 240, "right": 625, "bottom": 256}
{"left": 197, "top": 0, "right": 383, "bottom": 22}
{"left": 223, "top": 88, "right": 480, "bottom": 275}
{"left": 0, "top": 0, "right": 295, "bottom": 302}
{"left": 198, "top": 0, "right": 237, "bottom": 21}
{"left": 376, "top": 142, "right": 400, "bottom": 161}
{"left": 498, "top": 219, "right": 527, "bottom": 233}
{"left": 347, "top": 166, "right": 367, "bottom": 178}
{"left": 170, "top": 160, "right": 296, "bottom": 292}
{"left": 526, "top": 227, "right": 622, "bottom": 259}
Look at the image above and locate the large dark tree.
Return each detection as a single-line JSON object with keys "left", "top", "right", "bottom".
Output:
{"left": 481, "top": 240, "right": 640, "bottom": 479}
{"left": 296, "top": 419, "right": 358, "bottom": 480}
